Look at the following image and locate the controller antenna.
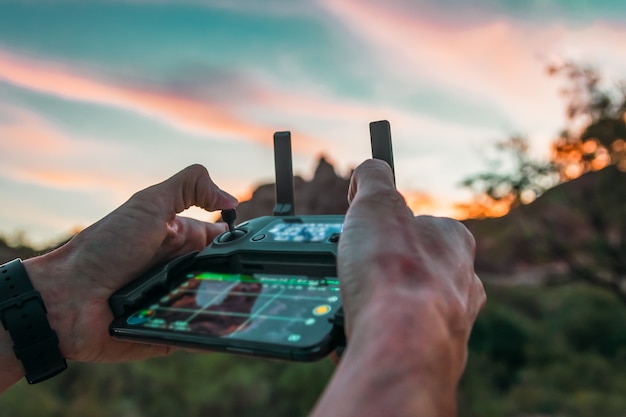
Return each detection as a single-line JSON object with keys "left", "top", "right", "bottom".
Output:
{"left": 369, "top": 120, "right": 395, "bottom": 186}
{"left": 273, "top": 131, "right": 296, "bottom": 216}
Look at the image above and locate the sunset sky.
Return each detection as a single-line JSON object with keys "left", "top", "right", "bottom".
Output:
{"left": 1, "top": 0, "right": 626, "bottom": 246}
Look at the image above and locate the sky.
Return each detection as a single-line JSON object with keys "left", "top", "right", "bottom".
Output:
{"left": 1, "top": 0, "right": 626, "bottom": 246}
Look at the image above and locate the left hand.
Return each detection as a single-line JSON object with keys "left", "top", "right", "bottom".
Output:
{"left": 25, "top": 164, "right": 238, "bottom": 363}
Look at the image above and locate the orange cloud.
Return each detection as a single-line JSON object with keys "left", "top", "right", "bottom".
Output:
{"left": 4, "top": 166, "right": 124, "bottom": 192}
{"left": 0, "top": 48, "right": 324, "bottom": 152}
{"left": 0, "top": 104, "right": 256, "bottom": 206}
{"left": 0, "top": 47, "right": 487, "bottom": 160}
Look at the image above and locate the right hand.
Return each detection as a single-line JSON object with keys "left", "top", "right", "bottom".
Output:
{"left": 338, "top": 159, "right": 486, "bottom": 371}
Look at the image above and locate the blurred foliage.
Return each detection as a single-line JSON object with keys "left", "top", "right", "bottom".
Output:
{"left": 461, "top": 63, "right": 626, "bottom": 302}
{"left": 461, "top": 62, "right": 626, "bottom": 218}
{"left": 461, "top": 283, "right": 626, "bottom": 417}
{"left": 2, "top": 283, "right": 626, "bottom": 417}
{"left": 549, "top": 63, "right": 626, "bottom": 179}
{"left": 460, "top": 136, "right": 560, "bottom": 218}
{"left": 0, "top": 353, "right": 335, "bottom": 417}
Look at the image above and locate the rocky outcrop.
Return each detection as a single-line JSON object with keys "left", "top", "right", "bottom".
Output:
{"left": 235, "top": 156, "right": 350, "bottom": 221}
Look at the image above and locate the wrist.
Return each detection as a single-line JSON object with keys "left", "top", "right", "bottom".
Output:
{"left": 350, "top": 286, "right": 467, "bottom": 380}
{"left": 0, "top": 257, "right": 68, "bottom": 386}
{"left": 315, "top": 291, "right": 465, "bottom": 417}
{"left": 23, "top": 247, "right": 81, "bottom": 361}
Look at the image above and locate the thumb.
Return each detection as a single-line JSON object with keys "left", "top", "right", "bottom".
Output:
{"left": 136, "top": 164, "right": 239, "bottom": 220}
{"left": 348, "top": 159, "right": 396, "bottom": 204}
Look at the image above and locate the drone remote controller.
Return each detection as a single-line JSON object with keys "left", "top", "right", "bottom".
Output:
{"left": 109, "top": 120, "right": 395, "bottom": 361}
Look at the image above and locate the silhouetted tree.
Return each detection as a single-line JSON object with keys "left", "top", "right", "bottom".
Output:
{"left": 460, "top": 136, "right": 559, "bottom": 218}
{"left": 463, "top": 63, "right": 626, "bottom": 301}
{"left": 549, "top": 62, "right": 626, "bottom": 179}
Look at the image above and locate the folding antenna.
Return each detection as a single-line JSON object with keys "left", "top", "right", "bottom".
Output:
{"left": 369, "top": 120, "right": 395, "bottom": 185}
{"left": 273, "top": 131, "right": 296, "bottom": 216}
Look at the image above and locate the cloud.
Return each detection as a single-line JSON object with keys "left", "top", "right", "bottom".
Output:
{"left": 95, "top": 0, "right": 316, "bottom": 16}
{"left": 0, "top": 104, "right": 140, "bottom": 196}
{"left": 0, "top": 104, "right": 103, "bottom": 156}
{"left": 318, "top": 0, "right": 626, "bottom": 143}
{"left": 0, "top": 48, "right": 301, "bottom": 149}
{"left": 0, "top": 41, "right": 505, "bottom": 145}
{"left": 4, "top": 166, "right": 123, "bottom": 194}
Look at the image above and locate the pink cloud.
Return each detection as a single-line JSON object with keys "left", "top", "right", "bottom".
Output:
{"left": 318, "top": 0, "right": 626, "bottom": 141}
{"left": 0, "top": 104, "right": 257, "bottom": 206}
{"left": 0, "top": 104, "right": 104, "bottom": 156}
{"left": 0, "top": 47, "right": 481, "bottom": 157}
{"left": 4, "top": 166, "right": 122, "bottom": 193}
{"left": 0, "top": 45, "right": 499, "bottom": 165}
{"left": 0, "top": 48, "right": 327, "bottom": 152}
{"left": 0, "top": 104, "right": 145, "bottom": 196}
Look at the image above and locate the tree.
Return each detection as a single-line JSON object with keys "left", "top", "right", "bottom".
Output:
{"left": 459, "top": 136, "right": 559, "bottom": 218}
{"left": 549, "top": 62, "right": 626, "bottom": 180}
{"left": 462, "top": 63, "right": 626, "bottom": 301}
{"left": 462, "top": 62, "right": 626, "bottom": 219}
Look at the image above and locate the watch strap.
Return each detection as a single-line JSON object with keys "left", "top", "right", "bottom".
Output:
{"left": 0, "top": 259, "right": 67, "bottom": 384}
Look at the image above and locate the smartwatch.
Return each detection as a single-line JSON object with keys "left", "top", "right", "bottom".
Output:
{"left": 0, "top": 259, "right": 67, "bottom": 384}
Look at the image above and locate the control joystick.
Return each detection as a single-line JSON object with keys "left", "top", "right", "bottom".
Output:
{"left": 218, "top": 208, "right": 246, "bottom": 242}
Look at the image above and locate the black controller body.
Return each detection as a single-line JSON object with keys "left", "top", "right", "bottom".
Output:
{"left": 109, "top": 215, "right": 347, "bottom": 361}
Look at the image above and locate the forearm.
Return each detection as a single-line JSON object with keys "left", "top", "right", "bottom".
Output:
{"left": 311, "top": 291, "right": 464, "bottom": 417}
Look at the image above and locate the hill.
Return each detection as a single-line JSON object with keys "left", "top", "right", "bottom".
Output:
{"left": 465, "top": 165, "right": 626, "bottom": 288}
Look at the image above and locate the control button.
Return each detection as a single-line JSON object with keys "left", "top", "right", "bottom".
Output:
{"left": 328, "top": 233, "right": 341, "bottom": 243}
{"left": 313, "top": 305, "right": 332, "bottom": 316}
{"left": 251, "top": 234, "right": 266, "bottom": 242}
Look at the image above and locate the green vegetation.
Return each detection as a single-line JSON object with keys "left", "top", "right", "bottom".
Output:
{"left": 460, "top": 284, "right": 626, "bottom": 417}
{"left": 2, "top": 282, "right": 626, "bottom": 417}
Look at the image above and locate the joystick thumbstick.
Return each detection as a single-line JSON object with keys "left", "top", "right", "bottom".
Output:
{"left": 219, "top": 209, "right": 246, "bottom": 243}
{"left": 222, "top": 209, "right": 237, "bottom": 234}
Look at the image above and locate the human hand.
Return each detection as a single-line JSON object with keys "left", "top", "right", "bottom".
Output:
{"left": 311, "top": 159, "right": 485, "bottom": 417}
{"left": 24, "top": 164, "right": 238, "bottom": 363}
{"left": 338, "top": 159, "right": 485, "bottom": 373}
